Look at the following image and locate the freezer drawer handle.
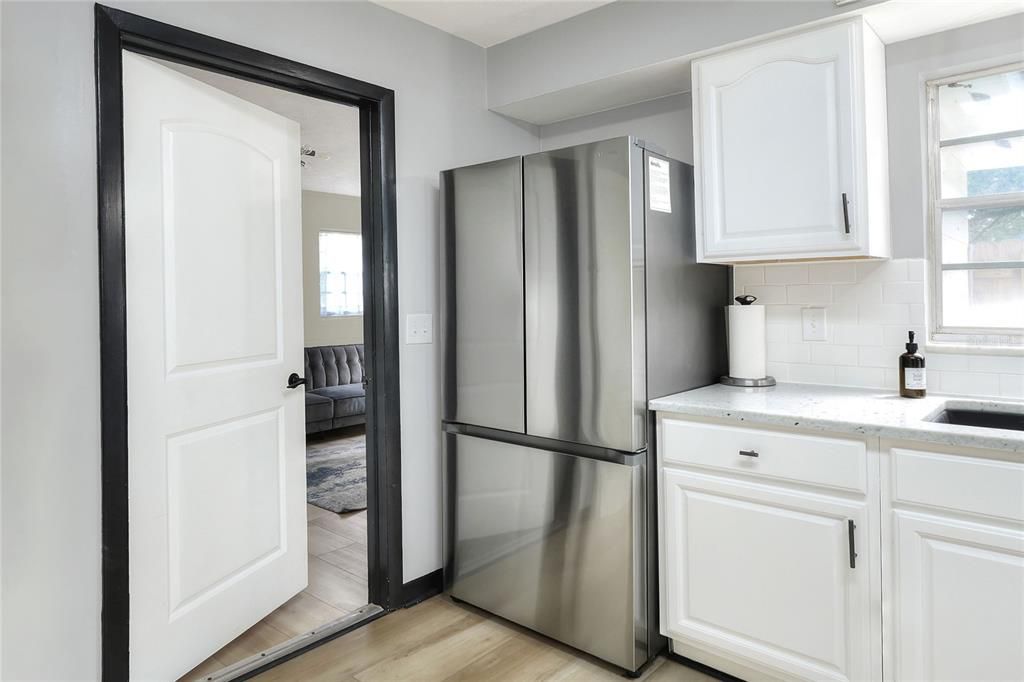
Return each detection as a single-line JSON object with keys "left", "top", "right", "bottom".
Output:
{"left": 738, "top": 449, "right": 759, "bottom": 458}
{"left": 848, "top": 519, "right": 858, "bottom": 569}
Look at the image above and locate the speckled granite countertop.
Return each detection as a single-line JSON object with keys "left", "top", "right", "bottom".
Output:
{"left": 650, "top": 382, "right": 1024, "bottom": 454}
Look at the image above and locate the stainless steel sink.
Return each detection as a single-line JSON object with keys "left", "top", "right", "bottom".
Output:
{"left": 924, "top": 400, "right": 1024, "bottom": 432}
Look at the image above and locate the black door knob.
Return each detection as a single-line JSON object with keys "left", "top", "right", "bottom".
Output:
{"left": 286, "top": 373, "right": 306, "bottom": 389}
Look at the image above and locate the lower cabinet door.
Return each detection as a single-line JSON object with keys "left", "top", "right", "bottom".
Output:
{"left": 892, "top": 511, "right": 1024, "bottom": 682}
{"left": 662, "top": 468, "right": 875, "bottom": 681}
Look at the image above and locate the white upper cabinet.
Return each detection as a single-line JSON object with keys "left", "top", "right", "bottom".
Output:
{"left": 693, "top": 19, "right": 890, "bottom": 263}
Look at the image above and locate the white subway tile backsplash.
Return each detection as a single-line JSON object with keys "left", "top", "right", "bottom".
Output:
{"left": 857, "top": 260, "right": 907, "bottom": 283}
{"left": 764, "top": 264, "right": 808, "bottom": 284}
{"left": 858, "top": 346, "right": 900, "bottom": 369}
{"left": 939, "top": 371, "right": 1000, "bottom": 398}
{"left": 834, "top": 366, "right": 885, "bottom": 388}
{"left": 787, "top": 284, "right": 831, "bottom": 305}
{"left": 833, "top": 323, "right": 884, "bottom": 346}
{"left": 745, "top": 285, "right": 788, "bottom": 305}
{"left": 767, "top": 342, "right": 811, "bottom": 364}
{"left": 859, "top": 303, "right": 910, "bottom": 325}
{"left": 882, "top": 325, "right": 924, "bottom": 348}
{"left": 730, "top": 257, "right": 1017, "bottom": 399}
{"left": 734, "top": 265, "right": 765, "bottom": 289}
{"left": 833, "top": 282, "right": 882, "bottom": 305}
{"left": 882, "top": 281, "right": 924, "bottom": 304}
{"left": 808, "top": 262, "right": 857, "bottom": 284}
{"left": 811, "top": 343, "right": 859, "bottom": 366}
{"left": 789, "top": 363, "right": 836, "bottom": 384}
{"left": 968, "top": 355, "right": 1024, "bottom": 375}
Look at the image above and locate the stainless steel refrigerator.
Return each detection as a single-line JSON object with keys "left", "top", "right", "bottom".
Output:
{"left": 440, "top": 137, "right": 728, "bottom": 673}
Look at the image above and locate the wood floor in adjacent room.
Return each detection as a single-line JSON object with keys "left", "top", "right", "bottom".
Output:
{"left": 253, "top": 595, "right": 718, "bottom": 682}
{"left": 181, "top": 505, "right": 368, "bottom": 681}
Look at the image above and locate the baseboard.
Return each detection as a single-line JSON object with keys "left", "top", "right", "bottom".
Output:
{"left": 400, "top": 568, "right": 443, "bottom": 608}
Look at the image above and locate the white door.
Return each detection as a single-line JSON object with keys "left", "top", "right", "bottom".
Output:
{"left": 662, "top": 468, "right": 874, "bottom": 681}
{"left": 123, "top": 52, "right": 306, "bottom": 680}
{"left": 693, "top": 21, "right": 859, "bottom": 261}
{"left": 892, "top": 511, "right": 1024, "bottom": 682}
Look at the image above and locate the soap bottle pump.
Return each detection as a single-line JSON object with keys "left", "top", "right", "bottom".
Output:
{"left": 899, "top": 331, "right": 926, "bottom": 399}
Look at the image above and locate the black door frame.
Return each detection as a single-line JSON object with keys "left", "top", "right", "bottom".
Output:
{"left": 95, "top": 5, "right": 412, "bottom": 679}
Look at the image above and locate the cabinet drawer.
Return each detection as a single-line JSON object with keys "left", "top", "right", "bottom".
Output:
{"left": 661, "top": 418, "right": 867, "bottom": 493}
{"left": 891, "top": 448, "right": 1024, "bottom": 522}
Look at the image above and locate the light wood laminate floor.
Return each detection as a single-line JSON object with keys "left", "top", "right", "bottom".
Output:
{"left": 180, "top": 504, "right": 368, "bottom": 680}
{"left": 252, "top": 595, "right": 718, "bottom": 682}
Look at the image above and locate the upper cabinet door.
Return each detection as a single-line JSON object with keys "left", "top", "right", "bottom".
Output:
{"left": 693, "top": 19, "right": 890, "bottom": 263}
{"left": 442, "top": 157, "right": 526, "bottom": 432}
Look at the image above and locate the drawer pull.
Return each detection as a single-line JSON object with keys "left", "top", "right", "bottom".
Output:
{"left": 738, "top": 449, "right": 759, "bottom": 458}
{"left": 848, "top": 519, "right": 857, "bottom": 569}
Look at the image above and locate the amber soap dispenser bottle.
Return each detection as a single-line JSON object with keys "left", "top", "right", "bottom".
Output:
{"left": 899, "top": 331, "right": 926, "bottom": 398}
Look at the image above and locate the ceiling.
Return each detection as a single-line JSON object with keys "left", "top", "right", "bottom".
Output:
{"left": 161, "top": 59, "right": 362, "bottom": 196}
{"left": 370, "top": 0, "right": 615, "bottom": 47}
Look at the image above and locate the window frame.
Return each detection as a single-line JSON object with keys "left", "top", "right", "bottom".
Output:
{"left": 925, "top": 61, "right": 1024, "bottom": 353}
{"left": 317, "top": 229, "right": 364, "bottom": 317}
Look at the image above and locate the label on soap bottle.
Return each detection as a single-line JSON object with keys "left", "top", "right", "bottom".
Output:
{"left": 904, "top": 367, "right": 926, "bottom": 390}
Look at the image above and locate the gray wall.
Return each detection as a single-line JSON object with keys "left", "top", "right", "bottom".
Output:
{"left": 487, "top": 0, "right": 887, "bottom": 109}
{"left": 0, "top": 2, "right": 538, "bottom": 678}
{"left": 539, "top": 94, "right": 693, "bottom": 162}
{"left": 539, "top": 14, "right": 1024, "bottom": 259}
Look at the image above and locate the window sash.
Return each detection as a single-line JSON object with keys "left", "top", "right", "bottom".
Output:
{"left": 927, "top": 63, "right": 1024, "bottom": 346}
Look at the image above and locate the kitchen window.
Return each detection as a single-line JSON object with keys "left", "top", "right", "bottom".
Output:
{"left": 926, "top": 63, "right": 1024, "bottom": 350}
{"left": 319, "top": 231, "right": 363, "bottom": 317}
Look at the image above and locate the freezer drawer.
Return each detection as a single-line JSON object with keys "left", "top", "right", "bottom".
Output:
{"left": 524, "top": 138, "right": 647, "bottom": 452}
{"left": 441, "top": 157, "right": 525, "bottom": 432}
{"left": 444, "top": 432, "right": 648, "bottom": 671}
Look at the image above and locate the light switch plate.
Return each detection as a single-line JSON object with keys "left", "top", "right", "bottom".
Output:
{"left": 802, "top": 307, "right": 827, "bottom": 341}
{"left": 406, "top": 313, "right": 433, "bottom": 345}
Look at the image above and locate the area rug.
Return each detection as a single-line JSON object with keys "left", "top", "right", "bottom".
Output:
{"left": 307, "top": 429, "right": 367, "bottom": 513}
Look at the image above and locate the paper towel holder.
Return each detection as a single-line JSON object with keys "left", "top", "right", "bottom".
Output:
{"left": 721, "top": 294, "right": 777, "bottom": 388}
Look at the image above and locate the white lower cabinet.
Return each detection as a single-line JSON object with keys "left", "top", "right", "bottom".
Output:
{"left": 884, "top": 444, "right": 1024, "bottom": 682}
{"left": 662, "top": 468, "right": 875, "bottom": 681}
{"left": 658, "top": 416, "right": 1023, "bottom": 682}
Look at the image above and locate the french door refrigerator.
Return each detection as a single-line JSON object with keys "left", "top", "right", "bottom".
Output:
{"left": 441, "top": 137, "right": 728, "bottom": 673}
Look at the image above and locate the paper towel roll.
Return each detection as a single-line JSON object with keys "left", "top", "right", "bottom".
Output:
{"left": 727, "top": 305, "right": 767, "bottom": 380}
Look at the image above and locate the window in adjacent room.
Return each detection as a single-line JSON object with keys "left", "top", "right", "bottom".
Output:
{"left": 319, "top": 231, "right": 363, "bottom": 316}
{"left": 927, "top": 63, "right": 1024, "bottom": 349}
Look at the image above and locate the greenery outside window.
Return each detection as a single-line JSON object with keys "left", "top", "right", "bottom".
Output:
{"left": 319, "top": 231, "right": 363, "bottom": 317}
{"left": 926, "top": 63, "right": 1024, "bottom": 350}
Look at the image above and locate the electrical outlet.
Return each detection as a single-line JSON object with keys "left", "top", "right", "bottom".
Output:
{"left": 802, "top": 307, "right": 827, "bottom": 342}
{"left": 405, "top": 313, "right": 433, "bottom": 345}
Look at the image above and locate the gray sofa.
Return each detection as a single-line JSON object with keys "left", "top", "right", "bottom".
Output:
{"left": 304, "top": 344, "right": 366, "bottom": 434}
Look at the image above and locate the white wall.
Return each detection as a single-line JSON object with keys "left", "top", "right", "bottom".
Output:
{"left": 0, "top": 2, "right": 539, "bottom": 679}
{"left": 302, "top": 190, "right": 364, "bottom": 347}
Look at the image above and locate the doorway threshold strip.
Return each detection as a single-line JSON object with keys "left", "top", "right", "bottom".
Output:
{"left": 204, "top": 603, "right": 385, "bottom": 682}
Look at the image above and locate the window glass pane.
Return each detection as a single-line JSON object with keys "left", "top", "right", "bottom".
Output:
{"left": 938, "top": 68, "right": 1024, "bottom": 140}
{"left": 940, "top": 136, "right": 1024, "bottom": 198}
{"left": 941, "top": 206, "right": 1024, "bottom": 264}
{"left": 319, "top": 231, "right": 363, "bottom": 317}
{"left": 942, "top": 268, "right": 1024, "bottom": 329}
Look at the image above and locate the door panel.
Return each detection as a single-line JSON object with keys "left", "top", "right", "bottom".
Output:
{"left": 124, "top": 52, "right": 306, "bottom": 680}
{"left": 893, "top": 511, "right": 1024, "bottom": 682}
{"left": 441, "top": 158, "right": 525, "bottom": 432}
{"left": 695, "top": 21, "right": 858, "bottom": 259}
{"left": 524, "top": 138, "right": 646, "bottom": 452}
{"left": 447, "top": 434, "right": 645, "bottom": 670}
{"left": 662, "top": 468, "right": 873, "bottom": 681}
